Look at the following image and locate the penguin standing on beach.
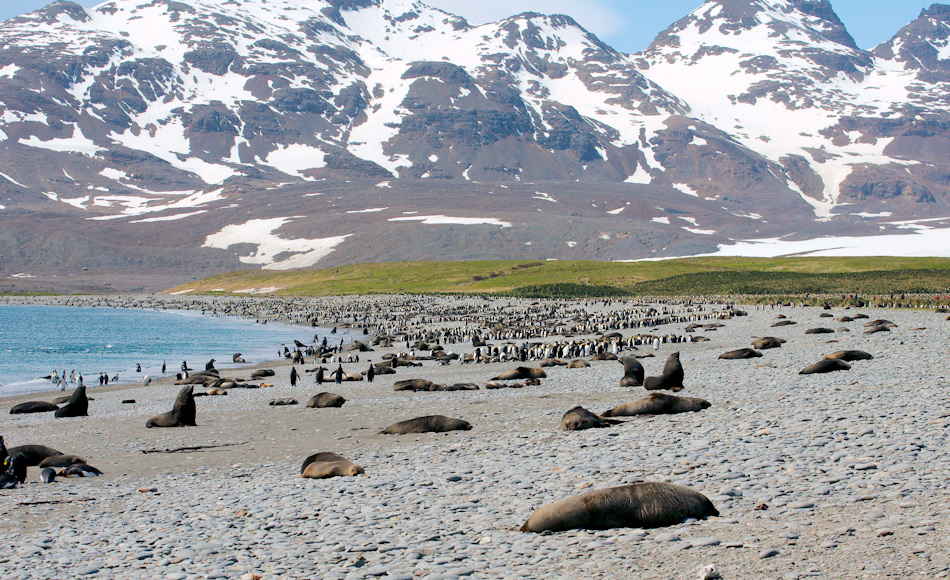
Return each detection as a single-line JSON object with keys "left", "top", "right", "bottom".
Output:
{"left": 316, "top": 367, "right": 324, "bottom": 384}
{"left": 290, "top": 366, "right": 298, "bottom": 387}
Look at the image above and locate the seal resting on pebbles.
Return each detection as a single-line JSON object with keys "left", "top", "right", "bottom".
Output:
{"left": 380, "top": 415, "right": 472, "bottom": 435}
{"left": 307, "top": 393, "right": 346, "bottom": 408}
{"left": 146, "top": 386, "right": 197, "bottom": 428}
{"left": 269, "top": 398, "right": 298, "bottom": 406}
{"left": 520, "top": 482, "right": 718, "bottom": 533}
{"left": 567, "top": 360, "right": 590, "bottom": 369}
{"left": 560, "top": 406, "right": 620, "bottom": 431}
{"left": 300, "top": 452, "right": 364, "bottom": 479}
{"left": 805, "top": 328, "right": 835, "bottom": 334}
{"left": 800, "top": 359, "right": 851, "bottom": 374}
{"left": 643, "top": 352, "right": 685, "bottom": 392}
{"left": 718, "top": 348, "right": 762, "bottom": 360}
{"left": 619, "top": 357, "right": 644, "bottom": 387}
{"left": 5, "top": 444, "right": 64, "bottom": 466}
{"left": 10, "top": 401, "right": 58, "bottom": 415}
{"left": 752, "top": 337, "right": 785, "bottom": 350}
{"left": 54, "top": 386, "right": 88, "bottom": 418}
{"left": 602, "top": 393, "right": 711, "bottom": 417}
{"left": 492, "top": 367, "right": 546, "bottom": 381}
{"left": 251, "top": 369, "right": 276, "bottom": 379}
{"left": 823, "top": 350, "right": 873, "bottom": 362}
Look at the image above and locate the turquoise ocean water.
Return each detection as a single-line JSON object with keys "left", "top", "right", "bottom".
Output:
{"left": 0, "top": 305, "right": 340, "bottom": 396}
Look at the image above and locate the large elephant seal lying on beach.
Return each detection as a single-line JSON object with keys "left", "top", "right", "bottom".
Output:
{"left": 643, "top": 352, "right": 685, "bottom": 392}
{"left": 4, "top": 444, "right": 64, "bottom": 466}
{"left": 619, "top": 357, "right": 644, "bottom": 387}
{"left": 146, "top": 386, "right": 197, "bottom": 428}
{"left": 54, "top": 386, "right": 88, "bottom": 418}
{"left": 602, "top": 393, "right": 711, "bottom": 417}
{"left": 300, "top": 452, "right": 364, "bottom": 478}
{"left": 718, "top": 348, "right": 762, "bottom": 360}
{"left": 560, "top": 406, "right": 620, "bottom": 431}
{"left": 307, "top": 393, "right": 346, "bottom": 408}
{"left": 521, "top": 482, "right": 718, "bottom": 533}
{"left": 380, "top": 415, "right": 472, "bottom": 435}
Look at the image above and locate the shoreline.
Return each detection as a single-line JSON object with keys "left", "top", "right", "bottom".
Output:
{"left": 1, "top": 295, "right": 947, "bottom": 579}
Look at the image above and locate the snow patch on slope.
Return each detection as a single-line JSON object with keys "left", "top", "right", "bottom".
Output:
{"left": 203, "top": 216, "right": 350, "bottom": 270}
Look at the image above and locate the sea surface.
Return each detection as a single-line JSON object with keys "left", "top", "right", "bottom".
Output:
{"left": 0, "top": 305, "right": 344, "bottom": 396}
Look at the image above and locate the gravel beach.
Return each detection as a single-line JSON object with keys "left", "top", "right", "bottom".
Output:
{"left": 1, "top": 296, "right": 948, "bottom": 580}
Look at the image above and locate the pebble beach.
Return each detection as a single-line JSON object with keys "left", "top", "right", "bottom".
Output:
{"left": 1, "top": 296, "right": 948, "bottom": 580}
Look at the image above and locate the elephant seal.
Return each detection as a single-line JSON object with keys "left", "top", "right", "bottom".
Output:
{"left": 805, "top": 328, "right": 835, "bottom": 334}
{"left": 300, "top": 452, "right": 364, "bottom": 479}
{"left": 307, "top": 392, "right": 346, "bottom": 408}
{"left": 567, "top": 360, "right": 590, "bottom": 369}
{"left": 718, "top": 348, "right": 762, "bottom": 360}
{"left": 269, "top": 398, "right": 298, "bottom": 406}
{"left": 6, "top": 444, "right": 64, "bottom": 466}
{"left": 520, "top": 482, "right": 718, "bottom": 533}
{"left": 823, "top": 350, "right": 873, "bottom": 362}
{"left": 251, "top": 369, "right": 276, "bottom": 379}
{"left": 771, "top": 320, "right": 797, "bottom": 327}
{"left": 800, "top": 359, "right": 851, "bottom": 374}
{"left": 602, "top": 393, "right": 711, "bottom": 417}
{"left": 146, "top": 386, "right": 197, "bottom": 428}
{"left": 380, "top": 415, "right": 472, "bottom": 435}
{"left": 54, "top": 386, "right": 88, "bottom": 418}
{"left": 10, "top": 401, "right": 58, "bottom": 415}
{"left": 643, "top": 352, "right": 685, "bottom": 392}
{"left": 619, "top": 357, "right": 644, "bottom": 387}
{"left": 560, "top": 406, "right": 620, "bottom": 431}
{"left": 38, "top": 454, "right": 86, "bottom": 468}
{"left": 752, "top": 337, "right": 785, "bottom": 349}
{"left": 491, "top": 367, "right": 546, "bottom": 381}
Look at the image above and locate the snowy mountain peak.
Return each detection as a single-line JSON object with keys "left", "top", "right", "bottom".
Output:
{"left": 874, "top": 3, "right": 950, "bottom": 74}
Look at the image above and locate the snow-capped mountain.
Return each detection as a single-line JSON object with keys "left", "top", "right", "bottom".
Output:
{"left": 0, "top": 0, "right": 948, "bottom": 290}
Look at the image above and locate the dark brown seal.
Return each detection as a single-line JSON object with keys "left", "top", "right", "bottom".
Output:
{"left": 560, "top": 406, "right": 620, "bottom": 431}
{"left": 380, "top": 415, "right": 472, "bottom": 435}
{"left": 146, "top": 386, "right": 197, "bottom": 428}
{"left": 602, "top": 393, "right": 711, "bottom": 417}
{"left": 799, "top": 359, "right": 851, "bottom": 374}
{"left": 752, "top": 337, "right": 785, "bottom": 349}
{"left": 643, "top": 352, "right": 685, "bottom": 392}
{"left": 38, "top": 454, "right": 86, "bottom": 468}
{"left": 10, "top": 401, "right": 59, "bottom": 415}
{"left": 718, "top": 348, "right": 762, "bottom": 360}
{"left": 619, "top": 356, "right": 644, "bottom": 387}
{"left": 823, "top": 350, "right": 873, "bottom": 361}
{"left": 491, "top": 367, "right": 546, "bottom": 380}
{"left": 520, "top": 482, "right": 719, "bottom": 533}
{"left": 307, "top": 392, "right": 346, "bottom": 408}
{"left": 54, "top": 386, "right": 88, "bottom": 418}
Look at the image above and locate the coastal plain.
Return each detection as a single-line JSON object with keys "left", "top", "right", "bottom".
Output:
{"left": 0, "top": 296, "right": 948, "bottom": 579}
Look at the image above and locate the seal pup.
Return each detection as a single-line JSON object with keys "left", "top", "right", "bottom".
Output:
{"left": 146, "top": 386, "right": 197, "bottom": 428}
{"left": 300, "top": 452, "right": 364, "bottom": 479}
{"left": 751, "top": 337, "right": 785, "bottom": 349}
{"left": 491, "top": 367, "right": 546, "bottom": 381}
{"left": 602, "top": 393, "right": 711, "bottom": 417}
{"left": 39, "top": 455, "right": 86, "bottom": 468}
{"left": 799, "top": 359, "right": 851, "bottom": 374}
{"left": 520, "top": 482, "right": 718, "bottom": 533}
{"left": 560, "top": 406, "right": 620, "bottom": 431}
{"left": 10, "top": 401, "right": 58, "bottom": 415}
{"left": 643, "top": 352, "right": 685, "bottom": 392}
{"left": 822, "top": 350, "right": 873, "bottom": 362}
{"left": 380, "top": 415, "right": 472, "bottom": 435}
{"left": 54, "top": 385, "right": 88, "bottom": 418}
{"left": 718, "top": 348, "right": 762, "bottom": 360}
{"left": 619, "top": 357, "right": 644, "bottom": 387}
{"left": 307, "top": 393, "right": 346, "bottom": 408}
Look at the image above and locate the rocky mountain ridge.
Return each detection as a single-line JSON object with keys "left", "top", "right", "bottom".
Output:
{"left": 0, "top": 0, "right": 948, "bottom": 290}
